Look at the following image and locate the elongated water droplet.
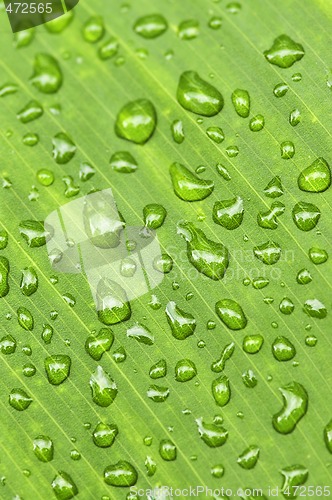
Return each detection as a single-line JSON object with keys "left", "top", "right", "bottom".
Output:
{"left": 104, "top": 461, "right": 137, "bottom": 487}
{"left": 213, "top": 196, "right": 244, "bottom": 229}
{"left": 97, "top": 279, "right": 131, "bottom": 325}
{"left": 177, "top": 222, "right": 229, "bottom": 279}
{"left": 0, "top": 229, "right": 8, "bottom": 249}
{"left": 149, "top": 359, "right": 167, "bottom": 379}
{"left": 115, "top": 99, "right": 157, "bottom": 144}
{"left": 147, "top": 384, "right": 170, "bottom": 402}
{"left": 20, "top": 267, "right": 38, "bottom": 296}
{"left": 17, "top": 100, "right": 43, "bottom": 123}
{"left": 52, "top": 132, "right": 76, "bottom": 164}
{"left": 0, "top": 257, "right": 9, "bottom": 298}
{"left": 249, "top": 114, "right": 265, "bottom": 131}
{"left": 253, "top": 241, "right": 281, "bottom": 265}
{"left": 175, "top": 359, "right": 197, "bottom": 381}
{"left": 51, "top": 472, "right": 78, "bottom": 499}
{"left": 143, "top": 204, "right": 166, "bottom": 229}
{"left": 272, "top": 381, "right": 308, "bottom": 434}
{"left": 92, "top": 422, "right": 118, "bottom": 448}
{"left": 264, "top": 35, "right": 305, "bottom": 68}
{"left": 289, "top": 108, "right": 301, "bottom": 127}
{"left": 216, "top": 163, "right": 231, "bottom": 181}
{"left": 252, "top": 277, "right": 269, "bottom": 289}
{"left": 280, "top": 465, "right": 308, "bottom": 499}
{"left": 324, "top": 419, "right": 332, "bottom": 453}
{"left": 110, "top": 151, "right": 137, "bottom": 173}
{"left": 298, "top": 157, "right": 331, "bottom": 192}
{"left": 309, "top": 246, "right": 328, "bottom": 264}
{"left": 134, "top": 14, "right": 168, "bottom": 38}
{"left": 19, "top": 220, "right": 52, "bottom": 247}
{"left": 303, "top": 298, "right": 327, "bottom": 319}
{"left": 206, "top": 126, "right": 225, "bottom": 143}
{"left": 17, "top": 307, "right": 34, "bottom": 331}
{"left": 257, "top": 201, "right": 285, "bottom": 229}
{"left": 44, "top": 355, "right": 71, "bottom": 385}
{"left": 196, "top": 417, "right": 228, "bottom": 448}
{"left": 215, "top": 299, "right": 247, "bottom": 330}
{"left": 159, "top": 440, "right": 177, "bottom": 461}
{"left": 212, "top": 374, "right": 231, "bottom": 406}
{"left": 279, "top": 297, "right": 295, "bottom": 315}
{"left": 30, "top": 53, "right": 62, "bottom": 93}
{"left": 178, "top": 19, "right": 199, "bottom": 40}
{"left": 82, "top": 16, "right": 105, "bottom": 43}
{"left": 85, "top": 328, "right": 114, "bottom": 360}
{"left": 280, "top": 141, "right": 295, "bottom": 159}
{"left": 272, "top": 336, "right": 296, "bottom": 361}
{"left": 292, "top": 202, "right": 320, "bottom": 231}
{"left": 171, "top": 119, "right": 185, "bottom": 144}
{"left": 177, "top": 71, "right": 223, "bottom": 116}
{"left": 243, "top": 334, "right": 264, "bottom": 354}
{"left": 264, "top": 176, "right": 283, "bottom": 198}
{"left": 0, "top": 82, "right": 18, "bottom": 97}
{"left": 90, "top": 365, "right": 118, "bottom": 407}
{"left": 41, "top": 324, "right": 53, "bottom": 344}
{"left": 33, "top": 436, "right": 54, "bottom": 462}
{"left": 0, "top": 335, "right": 16, "bottom": 355}
{"left": 170, "top": 162, "right": 214, "bottom": 201}
{"left": 98, "top": 37, "right": 119, "bottom": 60}
{"left": 231, "top": 89, "right": 250, "bottom": 117}
{"left": 237, "top": 445, "right": 260, "bottom": 469}
{"left": 127, "top": 323, "right": 154, "bottom": 345}
{"left": 145, "top": 456, "right": 157, "bottom": 477}
{"left": 211, "top": 342, "right": 235, "bottom": 372}
{"left": 9, "top": 388, "right": 32, "bottom": 411}
{"left": 165, "top": 301, "right": 196, "bottom": 340}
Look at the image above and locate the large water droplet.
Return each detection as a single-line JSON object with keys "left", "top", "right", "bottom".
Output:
{"left": 97, "top": 279, "right": 131, "bottom": 325}
{"left": 92, "top": 422, "right": 118, "bottom": 448}
{"left": 19, "top": 220, "right": 53, "bottom": 247}
{"left": 272, "top": 381, "right": 308, "bottom": 434}
{"left": 289, "top": 108, "right": 301, "bottom": 127}
{"left": 213, "top": 196, "right": 244, "bottom": 229}
{"left": 177, "top": 221, "right": 229, "bottom": 279}
{"left": 212, "top": 374, "right": 231, "bottom": 406}
{"left": 165, "top": 301, "right": 196, "bottom": 340}
{"left": 279, "top": 297, "right": 295, "bottom": 315}
{"left": 206, "top": 126, "right": 225, "bottom": 143}
{"left": 231, "top": 89, "right": 250, "bottom": 117}
{"left": 308, "top": 246, "right": 328, "bottom": 265}
{"left": 145, "top": 455, "right": 157, "bottom": 477}
{"left": 215, "top": 299, "right": 247, "bottom": 330}
{"left": 33, "top": 436, "right": 54, "bottom": 462}
{"left": 133, "top": 14, "right": 168, "bottom": 38}
{"left": 115, "top": 99, "right": 157, "bottom": 144}
{"left": 30, "top": 53, "right": 62, "bottom": 93}
{"left": 127, "top": 323, "right": 154, "bottom": 345}
{"left": 170, "top": 163, "right": 214, "bottom": 201}
{"left": 257, "top": 201, "right": 285, "bottom": 229}
{"left": 242, "top": 368, "right": 258, "bottom": 388}
{"left": 298, "top": 157, "right": 331, "bottom": 193}
{"left": 171, "top": 119, "right": 185, "bottom": 143}
{"left": 45, "top": 10, "right": 73, "bottom": 33}
{"left": 280, "top": 141, "right": 295, "bottom": 159}
{"left": 273, "top": 82, "right": 289, "bottom": 97}
{"left": 110, "top": 151, "right": 137, "bottom": 173}
{"left": 272, "top": 336, "right": 296, "bottom": 361}
{"left": 159, "top": 440, "right": 177, "bottom": 461}
{"left": 153, "top": 253, "right": 173, "bottom": 273}
{"left": 20, "top": 267, "right": 38, "bottom": 296}
{"left": 98, "top": 37, "right": 119, "bottom": 60}
{"left": 177, "top": 71, "right": 224, "bottom": 116}
{"left": 44, "top": 355, "right": 71, "bottom": 385}
{"left": 51, "top": 472, "right": 78, "bottom": 499}
{"left": 85, "top": 328, "right": 114, "bottom": 361}
{"left": 17, "top": 100, "right": 43, "bottom": 123}
{"left": 84, "top": 193, "right": 125, "bottom": 248}
{"left": 264, "top": 176, "right": 283, "bottom": 198}
{"left": 0, "top": 334, "right": 16, "bottom": 355}
{"left": 249, "top": 114, "right": 265, "bottom": 132}
{"left": 143, "top": 204, "right": 167, "bottom": 229}
{"left": 296, "top": 268, "right": 312, "bottom": 285}
{"left": 253, "top": 241, "right": 281, "bottom": 265}
{"left": 90, "top": 365, "right": 118, "bottom": 407}
{"left": 280, "top": 465, "right": 308, "bottom": 499}
{"left": 303, "top": 298, "right": 327, "bottom": 319}
{"left": 196, "top": 417, "right": 228, "bottom": 448}
{"left": 292, "top": 202, "right": 320, "bottom": 231}
{"left": 9, "top": 388, "right": 32, "bottom": 411}
{"left": 264, "top": 35, "right": 305, "bottom": 68}
{"left": 175, "top": 359, "right": 197, "bottom": 381}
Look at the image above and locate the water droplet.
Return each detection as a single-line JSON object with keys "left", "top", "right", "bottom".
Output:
{"left": 264, "top": 35, "right": 305, "bottom": 68}
{"left": 0, "top": 334, "right": 16, "bottom": 354}
{"left": 112, "top": 346, "right": 126, "bottom": 363}
{"left": 279, "top": 297, "right": 295, "bottom": 315}
{"left": 9, "top": 388, "right": 32, "bottom": 411}
{"left": 170, "top": 162, "right": 214, "bottom": 201}
{"left": 143, "top": 436, "right": 153, "bottom": 446}
{"left": 134, "top": 14, "right": 168, "bottom": 38}
{"left": 257, "top": 201, "right": 285, "bottom": 229}
{"left": 264, "top": 176, "right": 283, "bottom": 198}
{"left": 159, "top": 440, "right": 177, "bottom": 461}
{"left": 249, "top": 114, "right": 265, "bottom": 131}
{"left": 92, "top": 422, "right": 118, "bottom": 448}
{"left": 145, "top": 456, "right": 156, "bottom": 477}
{"left": 226, "top": 145, "right": 239, "bottom": 157}
{"left": 211, "top": 342, "right": 235, "bottom": 372}
{"left": 115, "top": 99, "right": 157, "bottom": 144}
{"left": 272, "top": 336, "right": 296, "bottom": 361}
{"left": 231, "top": 89, "right": 250, "bottom": 117}
{"left": 177, "top": 221, "right": 229, "bottom": 279}
{"left": 82, "top": 16, "right": 105, "bottom": 43}
{"left": 0, "top": 230, "right": 8, "bottom": 249}
{"left": 44, "top": 355, "right": 71, "bottom": 385}
{"left": 143, "top": 204, "right": 166, "bottom": 229}
{"left": 196, "top": 417, "right": 228, "bottom": 448}
{"left": 171, "top": 119, "right": 185, "bottom": 144}
{"left": 272, "top": 381, "right": 308, "bottom": 434}
{"left": 41, "top": 324, "right": 53, "bottom": 344}
{"left": 252, "top": 277, "right": 269, "bottom": 289}
{"left": 30, "top": 53, "right": 62, "bottom": 93}
{"left": 242, "top": 369, "right": 258, "bottom": 388}
{"left": 177, "top": 71, "right": 224, "bottom": 116}
{"left": 51, "top": 472, "right": 78, "bottom": 499}
{"left": 147, "top": 384, "right": 170, "bottom": 402}
{"left": 14, "top": 28, "right": 35, "bottom": 48}
{"left": 17, "top": 306, "right": 34, "bottom": 331}
{"left": 153, "top": 253, "right": 173, "bottom": 273}
{"left": 0, "top": 257, "right": 9, "bottom": 298}
{"left": 215, "top": 299, "right": 247, "bottom": 330}
{"left": 305, "top": 335, "right": 317, "bottom": 347}
{"left": 37, "top": 169, "right": 54, "bottom": 186}
{"left": 210, "top": 464, "right": 224, "bottom": 478}
{"left": 280, "top": 465, "right": 308, "bottom": 499}
{"left": 97, "top": 279, "right": 131, "bottom": 325}
{"left": 23, "top": 363, "right": 36, "bottom": 377}
{"left": 0, "top": 82, "right": 18, "bottom": 97}
{"left": 208, "top": 16, "right": 222, "bottom": 30}
{"left": 289, "top": 108, "right": 301, "bottom": 127}
{"left": 165, "top": 301, "right": 196, "bottom": 340}
{"left": 237, "top": 445, "right": 260, "bottom": 469}
{"left": 280, "top": 141, "right": 295, "bottom": 159}
{"left": 98, "top": 37, "right": 119, "bottom": 60}
{"left": 324, "top": 419, "right": 332, "bottom": 453}
{"left": 253, "top": 240, "right": 281, "bottom": 265}
{"left": 303, "top": 298, "right": 327, "bottom": 319}
{"left": 206, "top": 126, "right": 225, "bottom": 143}
{"left": 45, "top": 10, "right": 74, "bottom": 33}
{"left": 109, "top": 151, "right": 137, "bottom": 173}
{"left": 308, "top": 246, "right": 328, "bottom": 264}
{"left": 216, "top": 163, "right": 231, "bottom": 181}
{"left": 33, "top": 436, "right": 54, "bottom": 462}
{"left": 63, "top": 175, "right": 80, "bottom": 198}
{"left": 149, "top": 359, "right": 167, "bottom": 379}
{"left": 292, "top": 201, "right": 320, "bottom": 231}
{"left": 79, "top": 162, "right": 95, "bottom": 181}
{"left": 90, "top": 365, "right": 118, "bottom": 407}
{"left": 175, "top": 359, "right": 197, "bottom": 382}
{"left": 243, "top": 334, "right": 264, "bottom": 354}
{"left": 20, "top": 267, "right": 38, "bottom": 296}
{"left": 226, "top": 2, "right": 241, "bottom": 14}
{"left": 177, "top": 19, "right": 199, "bottom": 40}
{"left": 85, "top": 328, "right": 114, "bottom": 361}
{"left": 127, "top": 323, "right": 154, "bottom": 345}
{"left": 292, "top": 72, "right": 302, "bottom": 82}
{"left": 212, "top": 374, "right": 231, "bottom": 406}
{"left": 213, "top": 196, "right": 244, "bottom": 229}
{"left": 17, "top": 100, "right": 43, "bottom": 123}
{"left": 19, "top": 220, "right": 53, "bottom": 247}
{"left": 298, "top": 157, "right": 331, "bottom": 193}
{"left": 273, "top": 82, "right": 289, "bottom": 97}
{"left": 52, "top": 132, "right": 76, "bottom": 164}
{"left": 296, "top": 268, "right": 312, "bottom": 285}
{"left": 120, "top": 257, "right": 136, "bottom": 277}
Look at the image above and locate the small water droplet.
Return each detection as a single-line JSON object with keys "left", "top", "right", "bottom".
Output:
{"left": 237, "top": 445, "right": 260, "bottom": 469}
{"left": 44, "top": 355, "right": 71, "bottom": 385}
{"left": 90, "top": 365, "right": 118, "bottom": 407}
{"left": 272, "top": 336, "right": 296, "bottom": 361}
{"left": 289, "top": 108, "right": 301, "bottom": 127}
{"left": 175, "top": 359, "right": 197, "bottom": 382}
{"left": 51, "top": 472, "right": 78, "bottom": 499}
{"left": 9, "top": 388, "right": 33, "bottom": 411}
{"left": 308, "top": 246, "right": 328, "bottom": 264}
{"left": 17, "top": 100, "right": 43, "bottom": 123}
{"left": 213, "top": 196, "right": 244, "bottom": 229}
{"left": 30, "top": 53, "right": 62, "bottom": 93}
{"left": 249, "top": 114, "right": 265, "bottom": 131}
{"left": 177, "top": 19, "right": 199, "bottom": 40}
{"left": 37, "top": 169, "right": 54, "bottom": 186}
{"left": 82, "top": 16, "right": 105, "bottom": 43}
{"left": 280, "top": 141, "right": 295, "bottom": 159}
{"left": 243, "top": 334, "right": 264, "bottom": 354}
{"left": 98, "top": 37, "right": 119, "bottom": 60}
{"left": 92, "top": 422, "right": 118, "bottom": 448}
{"left": 134, "top": 14, "right": 168, "bottom": 38}
{"left": 231, "top": 88, "right": 250, "bottom": 117}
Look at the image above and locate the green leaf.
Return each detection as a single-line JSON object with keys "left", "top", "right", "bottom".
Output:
{"left": 0, "top": 0, "right": 331, "bottom": 498}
